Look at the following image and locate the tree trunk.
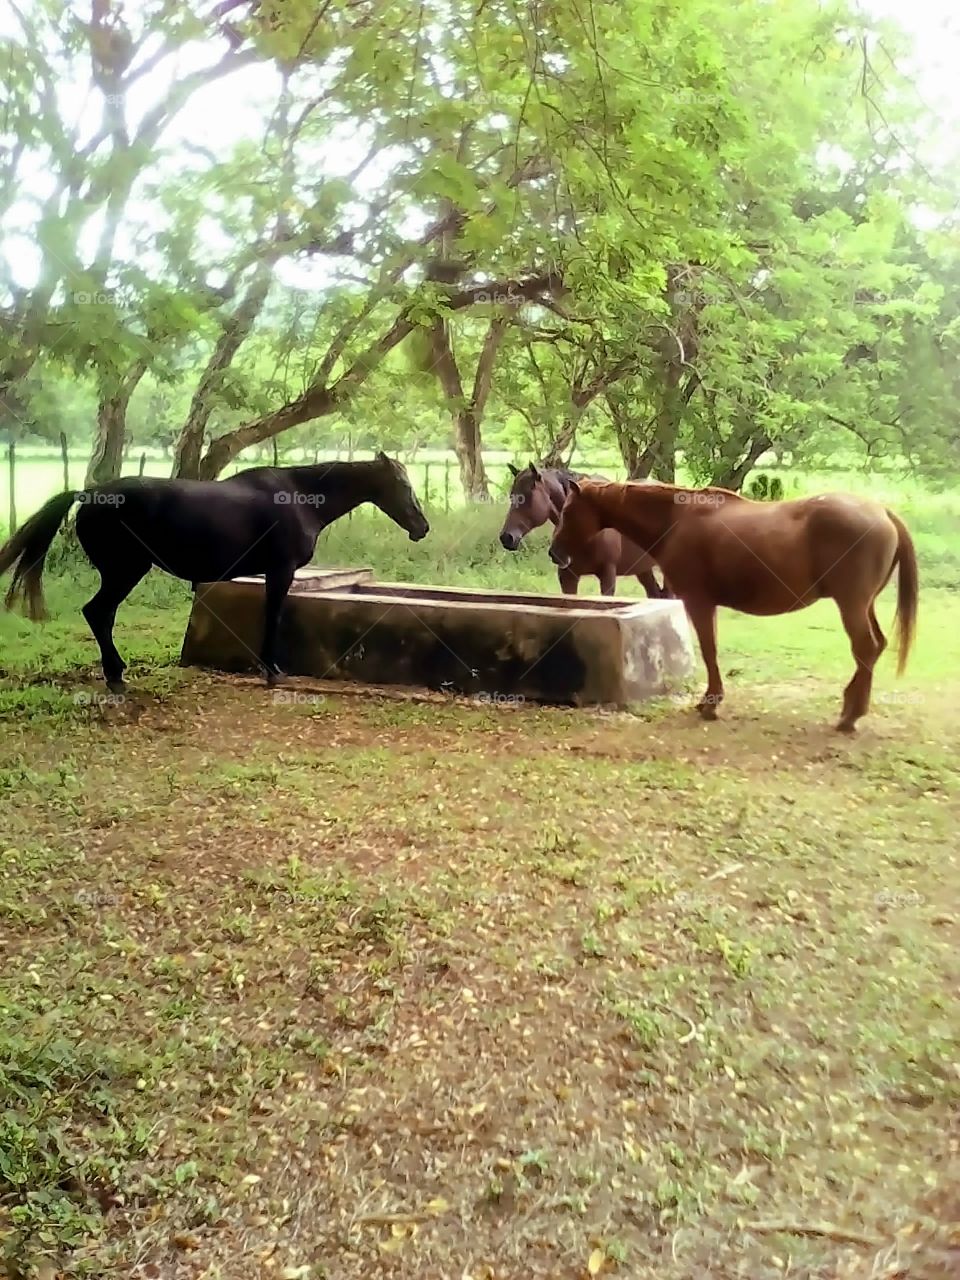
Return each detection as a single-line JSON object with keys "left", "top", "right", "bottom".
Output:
{"left": 634, "top": 406, "right": 677, "bottom": 481}
{"left": 710, "top": 430, "right": 772, "bottom": 490}
{"left": 86, "top": 395, "right": 128, "bottom": 486}
{"left": 426, "top": 317, "right": 502, "bottom": 501}
{"left": 542, "top": 401, "right": 584, "bottom": 469}
{"left": 453, "top": 406, "right": 488, "bottom": 499}
{"left": 86, "top": 361, "right": 148, "bottom": 487}
{"left": 633, "top": 366, "right": 700, "bottom": 483}
{"left": 646, "top": 384, "right": 680, "bottom": 483}
{"left": 172, "top": 263, "right": 273, "bottom": 478}
{"left": 606, "top": 390, "right": 652, "bottom": 478}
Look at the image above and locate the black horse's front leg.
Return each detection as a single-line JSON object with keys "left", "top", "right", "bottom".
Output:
{"left": 261, "top": 566, "right": 295, "bottom": 685}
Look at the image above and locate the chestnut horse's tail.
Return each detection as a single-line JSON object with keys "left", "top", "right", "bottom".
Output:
{"left": 886, "top": 509, "right": 918, "bottom": 676}
{"left": 0, "top": 490, "right": 79, "bottom": 621}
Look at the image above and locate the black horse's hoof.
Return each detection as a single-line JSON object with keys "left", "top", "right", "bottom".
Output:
{"left": 106, "top": 678, "right": 126, "bottom": 696}
{"left": 265, "top": 668, "right": 285, "bottom": 688}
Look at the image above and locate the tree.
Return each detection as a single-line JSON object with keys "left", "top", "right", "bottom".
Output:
{"left": 0, "top": 0, "right": 259, "bottom": 442}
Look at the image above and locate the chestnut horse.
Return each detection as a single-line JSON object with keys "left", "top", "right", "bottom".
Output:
{"left": 498, "top": 463, "right": 668, "bottom": 598}
{"left": 549, "top": 480, "right": 918, "bottom": 732}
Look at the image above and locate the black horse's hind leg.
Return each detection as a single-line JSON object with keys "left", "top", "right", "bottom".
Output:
{"left": 261, "top": 565, "right": 296, "bottom": 685}
{"left": 82, "top": 562, "right": 151, "bottom": 692}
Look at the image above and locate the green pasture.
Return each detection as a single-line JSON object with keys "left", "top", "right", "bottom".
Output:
{"left": 1, "top": 488, "right": 958, "bottom": 1279}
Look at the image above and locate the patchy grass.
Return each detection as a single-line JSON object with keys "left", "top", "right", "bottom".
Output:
{"left": 1, "top": 555, "right": 959, "bottom": 1277}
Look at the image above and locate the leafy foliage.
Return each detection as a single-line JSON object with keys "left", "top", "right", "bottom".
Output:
{"left": 1, "top": 0, "right": 957, "bottom": 491}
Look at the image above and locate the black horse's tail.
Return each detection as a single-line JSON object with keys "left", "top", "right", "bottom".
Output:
{"left": 0, "top": 490, "right": 78, "bottom": 621}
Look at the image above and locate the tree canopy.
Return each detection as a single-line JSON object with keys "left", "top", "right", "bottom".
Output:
{"left": 1, "top": 0, "right": 956, "bottom": 494}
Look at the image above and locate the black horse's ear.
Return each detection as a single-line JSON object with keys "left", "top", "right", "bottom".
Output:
{"left": 507, "top": 462, "right": 520, "bottom": 477}
{"left": 375, "top": 450, "right": 388, "bottom": 463}
{"left": 529, "top": 462, "right": 541, "bottom": 480}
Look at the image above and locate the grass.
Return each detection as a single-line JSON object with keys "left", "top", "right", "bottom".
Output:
{"left": 1, "top": 487, "right": 959, "bottom": 1278}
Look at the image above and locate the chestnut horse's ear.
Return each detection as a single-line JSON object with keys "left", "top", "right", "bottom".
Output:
{"left": 529, "top": 462, "right": 541, "bottom": 480}
{"left": 507, "top": 462, "right": 520, "bottom": 477}
{"left": 569, "top": 479, "right": 581, "bottom": 495}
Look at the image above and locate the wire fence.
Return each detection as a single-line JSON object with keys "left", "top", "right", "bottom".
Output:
{"left": 6, "top": 443, "right": 616, "bottom": 525}
{"left": 2, "top": 438, "right": 922, "bottom": 530}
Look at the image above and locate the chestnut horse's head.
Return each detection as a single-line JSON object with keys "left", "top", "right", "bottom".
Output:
{"left": 548, "top": 480, "right": 603, "bottom": 568}
{"left": 498, "top": 463, "right": 566, "bottom": 551}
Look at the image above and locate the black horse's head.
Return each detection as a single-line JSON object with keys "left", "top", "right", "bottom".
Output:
{"left": 370, "top": 452, "right": 430, "bottom": 541}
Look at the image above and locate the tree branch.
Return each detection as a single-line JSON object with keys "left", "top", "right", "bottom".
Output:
{"left": 197, "top": 273, "right": 557, "bottom": 476}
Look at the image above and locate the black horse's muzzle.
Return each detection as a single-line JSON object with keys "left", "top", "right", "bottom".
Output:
{"left": 408, "top": 518, "right": 430, "bottom": 541}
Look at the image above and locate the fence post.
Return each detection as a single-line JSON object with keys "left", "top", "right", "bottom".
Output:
{"left": 272, "top": 437, "right": 279, "bottom": 468}
{"left": 444, "top": 459, "right": 451, "bottom": 512}
{"left": 138, "top": 451, "right": 146, "bottom": 476}
{"left": 423, "top": 462, "right": 431, "bottom": 509}
{"left": 60, "top": 431, "right": 70, "bottom": 491}
{"left": 7, "top": 441, "right": 15, "bottom": 531}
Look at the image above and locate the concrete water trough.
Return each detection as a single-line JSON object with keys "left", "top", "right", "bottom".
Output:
{"left": 180, "top": 568, "right": 696, "bottom": 707}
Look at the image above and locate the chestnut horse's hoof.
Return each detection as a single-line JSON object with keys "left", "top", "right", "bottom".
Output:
{"left": 697, "top": 702, "right": 719, "bottom": 721}
{"left": 835, "top": 719, "right": 857, "bottom": 735}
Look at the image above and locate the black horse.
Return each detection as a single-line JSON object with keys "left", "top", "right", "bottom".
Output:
{"left": 0, "top": 453, "right": 429, "bottom": 691}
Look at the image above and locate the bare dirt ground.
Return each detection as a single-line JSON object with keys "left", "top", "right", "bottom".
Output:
{"left": 1, "top": 659, "right": 959, "bottom": 1280}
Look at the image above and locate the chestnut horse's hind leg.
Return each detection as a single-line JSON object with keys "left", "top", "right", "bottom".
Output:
{"left": 599, "top": 564, "right": 617, "bottom": 596}
{"left": 868, "top": 601, "right": 888, "bottom": 657}
{"left": 558, "top": 567, "right": 579, "bottom": 595}
{"left": 684, "top": 599, "right": 724, "bottom": 720}
{"left": 836, "top": 597, "right": 885, "bottom": 733}
{"left": 637, "top": 570, "right": 661, "bottom": 599}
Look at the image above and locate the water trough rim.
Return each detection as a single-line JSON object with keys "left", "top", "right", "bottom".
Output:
{"left": 203, "top": 575, "right": 680, "bottom": 622}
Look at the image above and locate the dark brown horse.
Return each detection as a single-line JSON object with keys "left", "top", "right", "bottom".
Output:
{"left": 498, "top": 463, "right": 668, "bottom": 598}
{"left": 549, "top": 480, "right": 918, "bottom": 732}
{"left": 1, "top": 454, "right": 428, "bottom": 691}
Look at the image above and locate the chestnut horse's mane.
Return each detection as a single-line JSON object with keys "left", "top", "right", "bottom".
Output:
{"left": 578, "top": 479, "right": 745, "bottom": 504}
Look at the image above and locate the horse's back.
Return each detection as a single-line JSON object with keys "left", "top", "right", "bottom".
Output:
{"left": 75, "top": 474, "right": 297, "bottom": 582}
{"left": 686, "top": 491, "right": 898, "bottom": 609}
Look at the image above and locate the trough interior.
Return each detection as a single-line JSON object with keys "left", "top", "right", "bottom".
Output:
{"left": 285, "top": 577, "right": 644, "bottom": 613}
